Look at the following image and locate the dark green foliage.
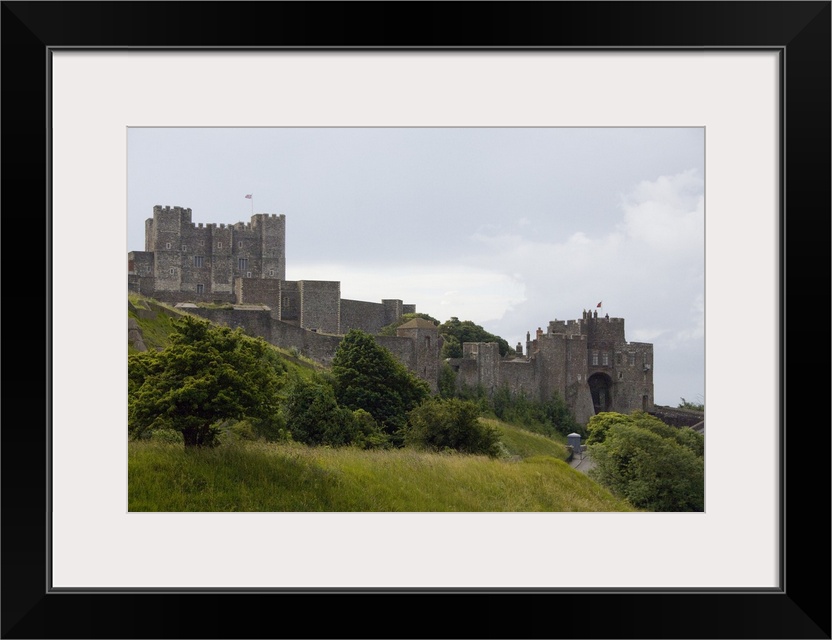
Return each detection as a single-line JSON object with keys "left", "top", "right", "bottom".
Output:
{"left": 586, "top": 411, "right": 627, "bottom": 445}
{"left": 377, "top": 313, "right": 440, "bottom": 336}
{"left": 439, "top": 317, "right": 514, "bottom": 357}
{"left": 586, "top": 411, "right": 705, "bottom": 512}
{"left": 283, "top": 377, "right": 390, "bottom": 449}
{"left": 128, "top": 315, "right": 287, "bottom": 447}
{"left": 437, "top": 362, "right": 458, "bottom": 399}
{"left": 284, "top": 378, "right": 355, "bottom": 446}
{"left": 331, "top": 330, "right": 430, "bottom": 443}
{"left": 405, "top": 398, "right": 503, "bottom": 457}
{"left": 489, "top": 388, "right": 583, "bottom": 438}
{"left": 454, "top": 382, "right": 491, "bottom": 413}
{"left": 439, "top": 334, "right": 462, "bottom": 359}
{"left": 628, "top": 410, "right": 704, "bottom": 458}
{"left": 350, "top": 409, "right": 390, "bottom": 450}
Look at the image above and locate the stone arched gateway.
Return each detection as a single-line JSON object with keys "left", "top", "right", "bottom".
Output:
{"left": 588, "top": 372, "right": 613, "bottom": 414}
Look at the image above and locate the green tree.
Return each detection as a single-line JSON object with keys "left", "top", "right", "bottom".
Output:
{"left": 440, "top": 334, "right": 462, "bottom": 359}
{"left": 439, "top": 317, "right": 514, "bottom": 357}
{"left": 585, "top": 411, "right": 704, "bottom": 511}
{"left": 377, "top": 313, "right": 440, "bottom": 336}
{"left": 405, "top": 398, "right": 503, "bottom": 457}
{"left": 128, "top": 316, "right": 286, "bottom": 447}
{"left": 331, "top": 330, "right": 430, "bottom": 443}
{"left": 586, "top": 411, "right": 630, "bottom": 445}
{"left": 437, "top": 362, "right": 458, "bottom": 399}
{"left": 284, "top": 377, "right": 355, "bottom": 446}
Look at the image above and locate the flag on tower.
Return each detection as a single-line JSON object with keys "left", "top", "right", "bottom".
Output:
{"left": 597, "top": 301, "right": 603, "bottom": 308}
{"left": 245, "top": 194, "right": 252, "bottom": 199}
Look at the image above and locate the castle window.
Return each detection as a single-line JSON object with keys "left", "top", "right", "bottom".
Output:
{"left": 425, "top": 336, "right": 431, "bottom": 349}
{"left": 217, "top": 242, "right": 222, "bottom": 249}
{"left": 165, "top": 242, "right": 171, "bottom": 250}
{"left": 169, "top": 268, "right": 175, "bottom": 275}
{"left": 269, "top": 270, "right": 274, "bottom": 276}
{"left": 238, "top": 258, "right": 249, "bottom": 271}
{"left": 602, "top": 352, "right": 609, "bottom": 366}
{"left": 628, "top": 353, "right": 636, "bottom": 366}
{"left": 246, "top": 271, "right": 252, "bottom": 278}
{"left": 182, "top": 245, "right": 187, "bottom": 252}
{"left": 194, "top": 255, "right": 204, "bottom": 268}
{"left": 282, "top": 296, "right": 290, "bottom": 309}
{"left": 591, "top": 351, "right": 599, "bottom": 366}
{"left": 238, "top": 241, "right": 243, "bottom": 248}
{"left": 196, "top": 284, "right": 204, "bottom": 294}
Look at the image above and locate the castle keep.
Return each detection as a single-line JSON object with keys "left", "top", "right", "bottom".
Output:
{"left": 129, "top": 206, "right": 654, "bottom": 424}
{"left": 128, "top": 205, "right": 416, "bottom": 335}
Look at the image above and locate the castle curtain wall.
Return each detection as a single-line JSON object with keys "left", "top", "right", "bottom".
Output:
{"left": 340, "top": 299, "right": 395, "bottom": 334}
{"left": 129, "top": 206, "right": 654, "bottom": 424}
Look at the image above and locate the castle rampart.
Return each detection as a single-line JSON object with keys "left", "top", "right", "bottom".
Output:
{"left": 449, "top": 312, "right": 650, "bottom": 425}
{"left": 129, "top": 206, "right": 654, "bottom": 424}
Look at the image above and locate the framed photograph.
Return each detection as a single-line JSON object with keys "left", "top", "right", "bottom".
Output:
{"left": 4, "top": 2, "right": 829, "bottom": 638}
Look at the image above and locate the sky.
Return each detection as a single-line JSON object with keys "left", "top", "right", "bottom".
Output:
{"left": 127, "top": 127, "right": 704, "bottom": 408}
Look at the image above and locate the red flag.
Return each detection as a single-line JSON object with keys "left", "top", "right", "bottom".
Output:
{"left": 596, "top": 301, "right": 602, "bottom": 308}
{"left": 245, "top": 194, "right": 252, "bottom": 199}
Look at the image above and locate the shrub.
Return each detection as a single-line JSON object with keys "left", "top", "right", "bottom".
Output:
{"left": 437, "top": 362, "right": 458, "bottom": 399}
{"left": 284, "top": 378, "right": 349, "bottom": 446}
{"left": 350, "top": 409, "right": 390, "bottom": 449}
{"left": 405, "top": 398, "right": 503, "bottom": 457}
{"left": 128, "top": 315, "right": 286, "bottom": 447}
{"left": 331, "top": 330, "right": 430, "bottom": 443}
{"left": 588, "top": 422, "right": 704, "bottom": 512}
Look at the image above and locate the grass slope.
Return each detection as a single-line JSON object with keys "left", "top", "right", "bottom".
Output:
{"left": 128, "top": 293, "right": 634, "bottom": 512}
{"left": 129, "top": 438, "right": 636, "bottom": 512}
{"left": 128, "top": 293, "right": 324, "bottom": 378}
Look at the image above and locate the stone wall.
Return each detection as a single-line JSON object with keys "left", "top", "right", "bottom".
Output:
{"left": 340, "top": 299, "right": 392, "bottom": 334}
{"left": 299, "top": 280, "right": 340, "bottom": 334}
{"left": 278, "top": 281, "right": 300, "bottom": 323}
{"left": 648, "top": 405, "right": 704, "bottom": 428}
{"left": 237, "top": 278, "right": 281, "bottom": 308}
{"left": 187, "top": 307, "right": 275, "bottom": 343}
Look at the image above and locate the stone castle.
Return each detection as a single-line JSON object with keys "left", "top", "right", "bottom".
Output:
{"left": 128, "top": 205, "right": 654, "bottom": 425}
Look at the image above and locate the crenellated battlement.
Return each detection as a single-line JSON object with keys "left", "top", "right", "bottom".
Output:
{"left": 130, "top": 207, "right": 654, "bottom": 424}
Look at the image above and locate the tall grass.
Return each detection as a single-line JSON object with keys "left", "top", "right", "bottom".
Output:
{"left": 487, "top": 418, "right": 570, "bottom": 460}
{"left": 129, "top": 440, "right": 636, "bottom": 512}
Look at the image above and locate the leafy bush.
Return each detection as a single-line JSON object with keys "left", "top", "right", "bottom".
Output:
{"left": 350, "top": 409, "right": 390, "bottom": 450}
{"left": 128, "top": 315, "right": 286, "bottom": 447}
{"left": 439, "top": 317, "right": 514, "bottom": 357}
{"left": 405, "top": 398, "right": 503, "bottom": 457}
{"left": 332, "top": 330, "right": 430, "bottom": 443}
{"left": 437, "top": 362, "right": 458, "bottom": 399}
{"left": 490, "top": 388, "right": 583, "bottom": 438}
{"left": 284, "top": 378, "right": 352, "bottom": 446}
{"left": 587, "top": 413, "right": 705, "bottom": 512}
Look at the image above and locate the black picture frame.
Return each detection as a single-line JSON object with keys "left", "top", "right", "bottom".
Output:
{"left": 3, "top": 2, "right": 829, "bottom": 638}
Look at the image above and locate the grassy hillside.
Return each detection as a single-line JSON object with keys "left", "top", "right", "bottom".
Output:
{"left": 128, "top": 438, "right": 637, "bottom": 512}
{"left": 127, "top": 293, "right": 636, "bottom": 512}
{"left": 128, "top": 293, "right": 324, "bottom": 378}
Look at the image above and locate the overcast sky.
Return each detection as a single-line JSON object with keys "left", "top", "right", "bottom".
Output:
{"left": 127, "top": 127, "right": 704, "bottom": 408}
